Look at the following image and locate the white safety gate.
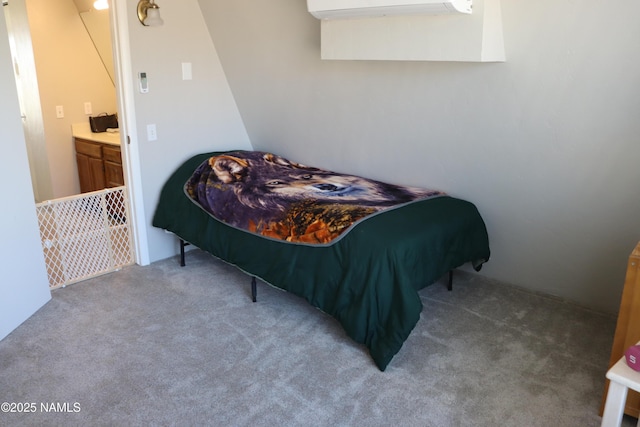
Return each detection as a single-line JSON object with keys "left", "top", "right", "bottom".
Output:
{"left": 35, "top": 186, "right": 135, "bottom": 289}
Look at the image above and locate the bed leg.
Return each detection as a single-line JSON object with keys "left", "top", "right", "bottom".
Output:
{"left": 179, "top": 239, "right": 186, "bottom": 267}
{"left": 179, "top": 239, "right": 191, "bottom": 267}
{"left": 251, "top": 277, "right": 257, "bottom": 303}
{"left": 448, "top": 270, "right": 453, "bottom": 291}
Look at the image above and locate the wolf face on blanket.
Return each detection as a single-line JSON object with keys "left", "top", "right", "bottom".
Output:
{"left": 185, "top": 151, "right": 443, "bottom": 244}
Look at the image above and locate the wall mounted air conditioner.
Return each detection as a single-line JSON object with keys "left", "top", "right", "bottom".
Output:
{"left": 307, "top": 0, "right": 473, "bottom": 20}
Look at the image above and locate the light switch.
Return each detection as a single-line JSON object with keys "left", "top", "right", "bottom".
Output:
{"left": 147, "top": 124, "right": 157, "bottom": 141}
{"left": 84, "top": 102, "right": 92, "bottom": 115}
{"left": 56, "top": 105, "right": 64, "bottom": 119}
{"left": 182, "top": 62, "right": 192, "bottom": 81}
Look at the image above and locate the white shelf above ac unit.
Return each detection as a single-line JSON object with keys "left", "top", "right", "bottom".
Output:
{"left": 309, "top": 0, "right": 505, "bottom": 62}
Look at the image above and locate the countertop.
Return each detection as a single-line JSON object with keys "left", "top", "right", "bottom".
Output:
{"left": 72, "top": 123, "right": 121, "bottom": 146}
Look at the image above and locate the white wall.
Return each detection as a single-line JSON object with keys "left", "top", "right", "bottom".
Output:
{"left": 0, "top": 6, "right": 51, "bottom": 341}
{"left": 197, "top": 0, "right": 640, "bottom": 314}
{"left": 119, "top": 0, "right": 251, "bottom": 263}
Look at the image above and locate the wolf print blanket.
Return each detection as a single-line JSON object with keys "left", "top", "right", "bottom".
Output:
{"left": 184, "top": 150, "right": 444, "bottom": 245}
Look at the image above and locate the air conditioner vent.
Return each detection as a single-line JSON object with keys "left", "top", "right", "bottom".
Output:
{"left": 307, "top": 0, "right": 473, "bottom": 20}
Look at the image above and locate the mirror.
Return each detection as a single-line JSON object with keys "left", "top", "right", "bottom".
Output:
{"left": 74, "top": 0, "right": 115, "bottom": 86}
{"left": 79, "top": 9, "right": 114, "bottom": 85}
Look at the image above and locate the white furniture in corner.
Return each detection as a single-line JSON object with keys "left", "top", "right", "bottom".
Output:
{"left": 602, "top": 352, "right": 640, "bottom": 427}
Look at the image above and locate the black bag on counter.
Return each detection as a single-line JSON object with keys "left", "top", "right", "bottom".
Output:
{"left": 89, "top": 113, "right": 118, "bottom": 133}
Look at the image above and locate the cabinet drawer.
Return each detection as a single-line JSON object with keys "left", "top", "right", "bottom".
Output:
{"left": 103, "top": 145, "right": 122, "bottom": 164}
{"left": 75, "top": 139, "right": 102, "bottom": 158}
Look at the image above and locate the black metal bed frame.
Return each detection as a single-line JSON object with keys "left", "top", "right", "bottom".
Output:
{"left": 178, "top": 238, "right": 453, "bottom": 303}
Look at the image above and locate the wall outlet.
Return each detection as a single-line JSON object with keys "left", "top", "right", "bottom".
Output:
{"left": 147, "top": 124, "right": 157, "bottom": 141}
{"left": 55, "top": 105, "right": 64, "bottom": 119}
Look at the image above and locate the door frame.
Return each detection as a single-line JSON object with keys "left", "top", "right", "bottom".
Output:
{"left": 109, "top": 0, "right": 149, "bottom": 265}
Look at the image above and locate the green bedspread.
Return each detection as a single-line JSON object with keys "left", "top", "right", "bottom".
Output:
{"left": 152, "top": 152, "right": 490, "bottom": 371}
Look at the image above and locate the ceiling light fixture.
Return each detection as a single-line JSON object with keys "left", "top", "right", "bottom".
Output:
{"left": 93, "top": 0, "right": 109, "bottom": 10}
{"left": 137, "top": 0, "right": 164, "bottom": 27}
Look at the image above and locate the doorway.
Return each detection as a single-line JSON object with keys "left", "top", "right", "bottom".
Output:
{"left": 3, "top": 0, "right": 137, "bottom": 287}
{"left": 4, "top": 0, "right": 120, "bottom": 201}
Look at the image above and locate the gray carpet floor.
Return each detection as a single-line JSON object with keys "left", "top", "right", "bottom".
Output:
{"left": 0, "top": 249, "right": 635, "bottom": 426}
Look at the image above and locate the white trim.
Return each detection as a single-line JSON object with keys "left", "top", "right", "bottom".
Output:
{"left": 110, "top": 0, "right": 150, "bottom": 266}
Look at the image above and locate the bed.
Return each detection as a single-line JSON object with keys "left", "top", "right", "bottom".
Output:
{"left": 152, "top": 150, "right": 490, "bottom": 371}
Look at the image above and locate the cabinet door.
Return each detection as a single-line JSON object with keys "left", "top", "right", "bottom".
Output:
{"left": 76, "top": 138, "right": 106, "bottom": 193}
{"left": 89, "top": 157, "right": 106, "bottom": 191}
{"left": 103, "top": 145, "right": 123, "bottom": 188}
{"left": 76, "top": 153, "right": 93, "bottom": 193}
{"left": 104, "top": 160, "right": 124, "bottom": 188}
